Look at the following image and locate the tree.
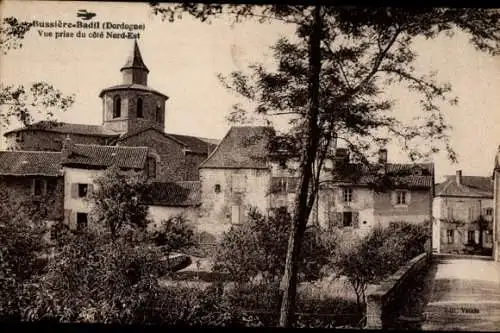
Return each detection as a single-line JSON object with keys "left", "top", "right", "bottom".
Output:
{"left": 88, "top": 167, "right": 153, "bottom": 240}
{"left": 333, "top": 221, "right": 428, "bottom": 318}
{"left": 213, "top": 207, "right": 333, "bottom": 284}
{"left": 0, "top": 190, "right": 48, "bottom": 320}
{"left": 151, "top": 214, "right": 195, "bottom": 272}
{"left": 151, "top": 4, "right": 500, "bottom": 326}
{"left": 0, "top": 17, "right": 75, "bottom": 128}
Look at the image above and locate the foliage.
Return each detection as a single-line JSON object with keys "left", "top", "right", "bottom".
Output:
{"left": 333, "top": 221, "right": 429, "bottom": 315}
{"left": 213, "top": 207, "right": 334, "bottom": 284}
{"left": 0, "top": 17, "right": 31, "bottom": 54}
{"left": 151, "top": 214, "right": 195, "bottom": 270}
{"left": 23, "top": 230, "right": 166, "bottom": 323}
{"left": 0, "top": 191, "right": 48, "bottom": 320}
{"left": 88, "top": 167, "right": 153, "bottom": 239}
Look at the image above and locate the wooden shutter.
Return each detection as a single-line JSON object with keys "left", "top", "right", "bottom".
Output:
{"left": 69, "top": 211, "right": 76, "bottom": 230}
{"left": 64, "top": 209, "right": 71, "bottom": 226}
{"left": 352, "top": 212, "right": 360, "bottom": 228}
{"left": 231, "top": 205, "right": 241, "bottom": 224}
{"left": 338, "top": 188, "right": 344, "bottom": 203}
{"left": 335, "top": 212, "right": 343, "bottom": 228}
{"left": 406, "top": 191, "right": 411, "bottom": 205}
{"left": 391, "top": 191, "right": 397, "bottom": 205}
{"left": 87, "top": 184, "right": 94, "bottom": 196}
{"left": 71, "top": 183, "right": 78, "bottom": 198}
{"left": 42, "top": 180, "right": 48, "bottom": 196}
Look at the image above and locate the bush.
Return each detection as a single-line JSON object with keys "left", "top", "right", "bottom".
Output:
{"left": 213, "top": 207, "right": 335, "bottom": 284}
{"left": 332, "top": 221, "right": 429, "bottom": 317}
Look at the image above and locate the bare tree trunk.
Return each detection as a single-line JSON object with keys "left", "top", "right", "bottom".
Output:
{"left": 279, "top": 5, "right": 322, "bottom": 328}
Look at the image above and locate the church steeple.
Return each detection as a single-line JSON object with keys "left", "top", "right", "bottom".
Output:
{"left": 120, "top": 40, "right": 149, "bottom": 85}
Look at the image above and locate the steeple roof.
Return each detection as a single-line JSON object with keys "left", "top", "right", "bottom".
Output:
{"left": 120, "top": 39, "right": 149, "bottom": 73}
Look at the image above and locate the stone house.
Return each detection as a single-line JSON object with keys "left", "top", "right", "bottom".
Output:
{"left": 3, "top": 40, "right": 218, "bottom": 182}
{"left": 493, "top": 146, "right": 500, "bottom": 262}
{"left": 198, "top": 126, "right": 339, "bottom": 239}
{"left": 60, "top": 138, "right": 155, "bottom": 230}
{"left": 433, "top": 170, "right": 494, "bottom": 255}
{"left": 0, "top": 150, "right": 64, "bottom": 221}
{"left": 327, "top": 149, "right": 434, "bottom": 238}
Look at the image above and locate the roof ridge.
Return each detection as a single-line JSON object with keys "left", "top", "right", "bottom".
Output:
{"left": 199, "top": 127, "right": 232, "bottom": 168}
{"left": 0, "top": 150, "right": 62, "bottom": 154}
{"left": 74, "top": 143, "right": 149, "bottom": 150}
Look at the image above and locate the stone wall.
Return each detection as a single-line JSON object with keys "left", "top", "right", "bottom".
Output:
{"left": 366, "top": 252, "right": 429, "bottom": 329}
{"left": 118, "top": 129, "right": 206, "bottom": 182}
{"left": 198, "top": 167, "right": 271, "bottom": 240}
{"left": 0, "top": 175, "right": 64, "bottom": 221}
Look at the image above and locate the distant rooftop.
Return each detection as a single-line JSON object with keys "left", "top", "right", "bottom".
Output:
{"left": 0, "top": 151, "right": 62, "bottom": 176}
{"left": 4, "top": 121, "right": 120, "bottom": 137}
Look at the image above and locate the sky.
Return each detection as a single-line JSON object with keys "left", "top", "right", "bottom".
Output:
{"left": 1, "top": 1, "right": 499, "bottom": 182}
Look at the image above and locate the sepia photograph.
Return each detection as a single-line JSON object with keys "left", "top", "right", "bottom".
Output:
{"left": 0, "top": 1, "right": 499, "bottom": 330}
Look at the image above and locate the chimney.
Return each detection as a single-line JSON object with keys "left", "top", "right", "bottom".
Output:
{"left": 456, "top": 170, "right": 462, "bottom": 186}
{"left": 378, "top": 148, "right": 388, "bottom": 165}
{"left": 61, "top": 135, "right": 73, "bottom": 160}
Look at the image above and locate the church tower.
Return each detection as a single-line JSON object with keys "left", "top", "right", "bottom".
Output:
{"left": 99, "top": 40, "right": 168, "bottom": 134}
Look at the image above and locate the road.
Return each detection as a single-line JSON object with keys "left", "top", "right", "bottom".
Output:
{"left": 421, "top": 254, "right": 500, "bottom": 331}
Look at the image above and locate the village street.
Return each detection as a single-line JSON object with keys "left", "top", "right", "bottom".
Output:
{"left": 421, "top": 255, "right": 500, "bottom": 331}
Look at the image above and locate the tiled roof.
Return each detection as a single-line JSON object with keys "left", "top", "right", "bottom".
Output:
{"left": 115, "top": 126, "right": 218, "bottom": 155}
{"left": 3, "top": 121, "right": 120, "bottom": 137}
{"left": 333, "top": 162, "right": 434, "bottom": 189}
{"left": 99, "top": 83, "right": 167, "bottom": 98}
{"left": 149, "top": 181, "right": 200, "bottom": 207}
{"left": 168, "top": 133, "right": 219, "bottom": 155}
{"left": 62, "top": 144, "right": 149, "bottom": 169}
{"left": 0, "top": 151, "right": 62, "bottom": 176}
{"left": 200, "top": 126, "right": 271, "bottom": 169}
{"left": 435, "top": 175, "right": 493, "bottom": 198}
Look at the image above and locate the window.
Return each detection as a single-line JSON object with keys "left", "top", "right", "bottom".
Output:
{"left": 396, "top": 191, "right": 407, "bottom": 205}
{"left": 468, "top": 207, "right": 475, "bottom": 221}
{"left": 136, "top": 97, "right": 143, "bottom": 118}
{"left": 271, "top": 177, "right": 298, "bottom": 194}
{"left": 78, "top": 184, "right": 88, "bottom": 198}
{"left": 214, "top": 184, "right": 221, "bottom": 193}
{"left": 467, "top": 230, "right": 475, "bottom": 244}
{"left": 485, "top": 208, "right": 493, "bottom": 216}
{"left": 446, "top": 230, "right": 454, "bottom": 244}
{"left": 447, "top": 207, "right": 454, "bottom": 219}
{"left": 113, "top": 95, "right": 121, "bottom": 118}
{"left": 343, "top": 188, "right": 353, "bottom": 203}
{"left": 155, "top": 102, "right": 162, "bottom": 123}
{"left": 146, "top": 157, "right": 156, "bottom": 179}
{"left": 76, "top": 213, "right": 88, "bottom": 231}
{"left": 16, "top": 132, "right": 23, "bottom": 142}
{"left": 343, "top": 212, "right": 353, "bottom": 227}
{"left": 32, "top": 179, "right": 46, "bottom": 196}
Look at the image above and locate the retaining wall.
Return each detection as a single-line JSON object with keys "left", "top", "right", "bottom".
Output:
{"left": 365, "top": 252, "right": 430, "bottom": 329}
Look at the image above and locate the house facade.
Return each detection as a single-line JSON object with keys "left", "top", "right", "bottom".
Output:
{"left": 326, "top": 149, "right": 434, "bottom": 238}
{"left": 197, "top": 126, "right": 433, "bottom": 241}
{"left": 0, "top": 151, "right": 64, "bottom": 221}
{"left": 433, "top": 170, "right": 494, "bottom": 255}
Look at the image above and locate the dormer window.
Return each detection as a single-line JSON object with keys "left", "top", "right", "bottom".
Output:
{"left": 113, "top": 95, "right": 121, "bottom": 118}
{"left": 137, "top": 97, "right": 143, "bottom": 118}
